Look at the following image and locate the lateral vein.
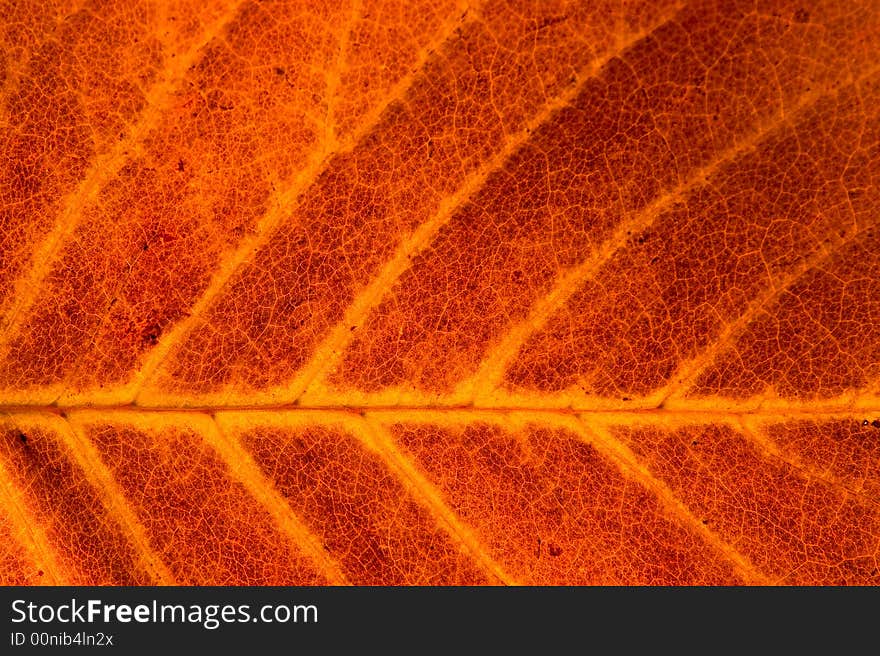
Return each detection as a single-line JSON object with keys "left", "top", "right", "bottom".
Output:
{"left": 567, "top": 415, "right": 772, "bottom": 585}
{"left": 468, "top": 64, "right": 880, "bottom": 405}
{"left": 129, "top": 0, "right": 476, "bottom": 404}
{"left": 0, "top": 1, "right": 250, "bottom": 351}
{"left": 206, "top": 414, "right": 350, "bottom": 585}
{"left": 358, "top": 414, "right": 518, "bottom": 585}
{"left": 291, "top": 3, "right": 688, "bottom": 403}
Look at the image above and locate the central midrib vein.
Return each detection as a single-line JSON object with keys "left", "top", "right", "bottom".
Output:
{"left": 0, "top": 404, "right": 876, "bottom": 418}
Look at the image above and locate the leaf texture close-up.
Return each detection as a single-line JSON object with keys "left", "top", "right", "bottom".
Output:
{"left": 1, "top": 0, "right": 879, "bottom": 585}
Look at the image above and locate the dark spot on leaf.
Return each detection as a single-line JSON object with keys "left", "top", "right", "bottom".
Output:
{"left": 793, "top": 8, "right": 809, "bottom": 23}
{"left": 274, "top": 66, "right": 285, "bottom": 76}
{"left": 177, "top": 159, "right": 185, "bottom": 172}
{"left": 532, "top": 14, "right": 568, "bottom": 33}
{"left": 17, "top": 431, "right": 27, "bottom": 444}
{"left": 37, "top": 570, "right": 43, "bottom": 577}
{"left": 548, "top": 543, "right": 563, "bottom": 557}
{"left": 141, "top": 323, "right": 162, "bottom": 346}
{"left": 872, "top": 420, "right": 880, "bottom": 429}
{"left": 141, "top": 242, "right": 149, "bottom": 251}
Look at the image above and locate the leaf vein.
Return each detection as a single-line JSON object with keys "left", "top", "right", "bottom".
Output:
{"left": 0, "top": 0, "right": 251, "bottom": 352}
{"left": 567, "top": 415, "right": 772, "bottom": 585}
{"left": 471, "top": 64, "right": 880, "bottom": 406}
{"left": 129, "top": 0, "right": 477, "bottom": 403}
{"left": 291, "top": 3, "right": 689, "bottom": 403}
{"left": 359, "top": 414, "right": 517, "bottom": 585}
{"left": 208, "top": 413, "right": 350, "bottom": 585}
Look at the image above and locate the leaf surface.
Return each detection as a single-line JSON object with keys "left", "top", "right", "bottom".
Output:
{"left": 1, "top": 0, "right": 879, "bottom": 585}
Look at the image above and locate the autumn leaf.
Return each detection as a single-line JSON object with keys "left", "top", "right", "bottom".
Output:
{"left": 1, "top": 0, "right": 879, "bottom": 585}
